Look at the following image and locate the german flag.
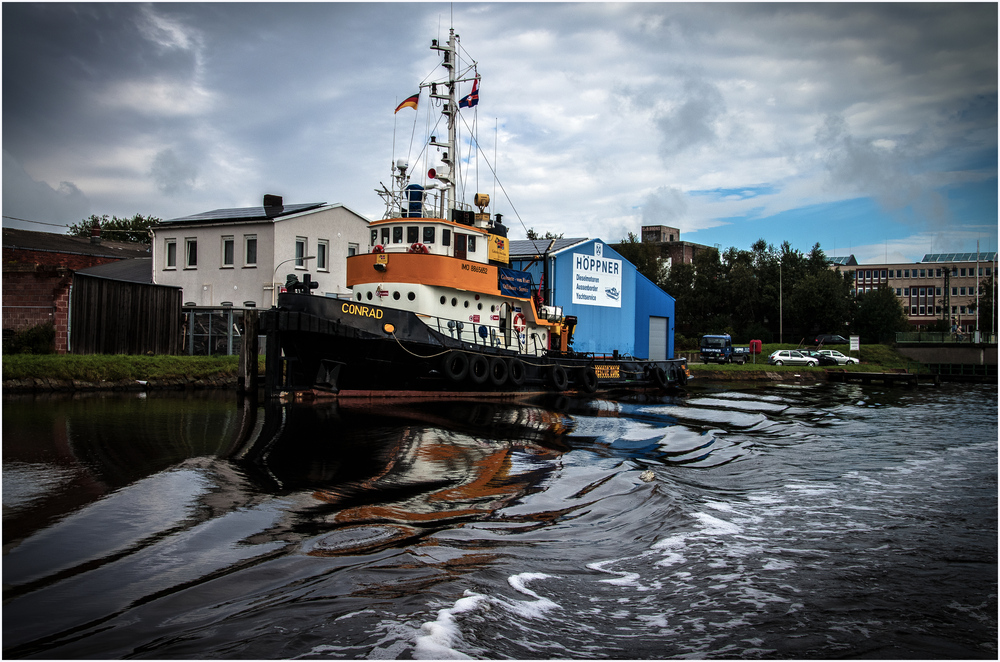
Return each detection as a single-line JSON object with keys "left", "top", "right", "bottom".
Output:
{"left": 394, "top": 93, "right": 419, "bottom": 113}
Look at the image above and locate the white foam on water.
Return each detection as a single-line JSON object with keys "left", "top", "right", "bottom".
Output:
{"left": 412, "top": 592, "right": 488, "bottom": 660}
{"left": 691, "top": 511, "right": 743, "bottom": 536}
{"left": 505, "top": 572, "right": 561, "bottom": 617}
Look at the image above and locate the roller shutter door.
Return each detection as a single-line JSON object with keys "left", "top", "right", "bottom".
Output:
{"left": 648, "top": 316, "right": 667, "bottom": 361}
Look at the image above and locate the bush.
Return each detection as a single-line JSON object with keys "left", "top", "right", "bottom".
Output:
{"left": 2, "top": 323, "right": 56, "bottom": 354}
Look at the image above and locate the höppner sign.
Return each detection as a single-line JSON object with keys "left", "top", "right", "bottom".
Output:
{"left": 573, "top": 250, "right": 622, "bottom": 308}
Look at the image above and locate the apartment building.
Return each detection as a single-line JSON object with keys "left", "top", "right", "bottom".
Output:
{"left": 830, "top": 252, "right": 997, "bottom": 331}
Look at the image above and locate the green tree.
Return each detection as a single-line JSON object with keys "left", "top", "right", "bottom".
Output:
{"left": 525, "top": 228, "right": 563, "bottom": 241}
{"left": 613, "top": 232, "right": 665, "bottom": 285}
{"left": 68, "top": 214, "right": 160, "bottom": 244}
{"left": 969, "top": 275, "right": 998, "bottom": 337}
{"left": 853, "top": 284, "right": 910, "bottom": 343}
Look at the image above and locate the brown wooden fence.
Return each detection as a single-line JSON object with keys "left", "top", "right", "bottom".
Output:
{"left": 70, "top": 274, "right": 183, "bottom": 354}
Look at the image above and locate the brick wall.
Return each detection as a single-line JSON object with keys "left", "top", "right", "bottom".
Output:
{"left": 2, "top": 248, "right": 126, "bottom": 354}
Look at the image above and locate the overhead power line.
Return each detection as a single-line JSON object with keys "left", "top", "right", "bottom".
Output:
{"left": 2, "top": 215, "right": 72, "bottom": 229}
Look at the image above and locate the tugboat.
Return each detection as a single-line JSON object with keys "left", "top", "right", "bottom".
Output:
{"left": 260, "top": 29, "right": 688, "bottom": 398}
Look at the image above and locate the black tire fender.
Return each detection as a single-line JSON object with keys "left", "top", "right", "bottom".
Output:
{"left": 653, "top": 366, "right": 669, "bottom": 389}
{"left": 577, "top": 366, "right": 598, "bottom": 393}
{"left": 442, "top": 351, "right": 469, "bottom": 382}
{"left": 488, "top": 356, "right": 508, "bottom": 386}
{"left": 507, "top": 358, "right": 526, "bottom": 386}
{"left": 548, "top": 364, "right": 568, "bottom": 391}
{"left": 469, "top": 354, "right": 490, "bottom": 385}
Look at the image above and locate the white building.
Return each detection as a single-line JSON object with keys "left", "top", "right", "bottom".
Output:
{"left": 152, "top": 195, "right": 371, "bottom": 307}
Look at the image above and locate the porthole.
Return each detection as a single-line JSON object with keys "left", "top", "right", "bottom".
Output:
{"left": 451, "top": 297, "right": 458, "bottom": 306}
{"left": 464, "top": 300, "right": 469, "bottom": 308}
{"left": 356, "top": 292, "right": 362, "bottom": 301}
{"left": 393, "top": 291, "right": 400, "bottom": 300}
{"left": 477, "top": 303, "right": 482, "bottom": 310}
{"left": 408, "top": 292, "right": 415, "bottom": 301}
{"left": 490, "top": 304, "right": 496, "bottom": 312}
{"left": 367, "top": 291, "right": 373, "bottom": 300}
{"left": 440, "top": 296, "right": 447, "bottom": 305}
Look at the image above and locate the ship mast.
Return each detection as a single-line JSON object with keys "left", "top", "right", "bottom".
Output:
{"left": 428, "top": 29, "right": 459, "bottom": 215}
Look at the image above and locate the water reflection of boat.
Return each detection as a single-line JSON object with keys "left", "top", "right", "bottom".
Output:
{"left": 228, "top": 399, "right": 572, "bottom": 555}
{"left": 260, "top": 29, "right": 688, "bottom": 399}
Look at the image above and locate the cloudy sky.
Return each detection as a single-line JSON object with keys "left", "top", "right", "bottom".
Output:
{"left": 3, "top": 2, "right": 997, "bottom": 263}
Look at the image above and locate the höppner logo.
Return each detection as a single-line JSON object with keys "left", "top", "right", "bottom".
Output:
{"left": 575, "top": 254, "right": 620, "bottom": 274}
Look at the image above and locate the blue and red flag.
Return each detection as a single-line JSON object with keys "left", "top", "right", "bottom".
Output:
{"left": 459, "top": 78, "right": 479, "bottom": 109}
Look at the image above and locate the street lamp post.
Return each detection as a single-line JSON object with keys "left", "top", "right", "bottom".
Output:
{"left": 272, "top": 256, "right": 315, "bottom": 306}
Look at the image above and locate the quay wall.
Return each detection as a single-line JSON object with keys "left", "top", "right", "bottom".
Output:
{"left": 895, "top": 343, "right": 997, "bottom": 365}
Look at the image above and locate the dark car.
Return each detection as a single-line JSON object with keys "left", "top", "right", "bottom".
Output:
{"left": 814, "top": 334, "right": 848, "bottom": 345}
{"left": 803, "top": 350, "right": 839, "bottom": 366}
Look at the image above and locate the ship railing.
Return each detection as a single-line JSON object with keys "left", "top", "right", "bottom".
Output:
{"left": 421, "top": 314, "right": 547, "bottom": 356}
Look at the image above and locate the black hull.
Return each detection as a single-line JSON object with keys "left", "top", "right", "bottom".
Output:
{"left": 260, "top": 294, "right": 688, "bottom": 396}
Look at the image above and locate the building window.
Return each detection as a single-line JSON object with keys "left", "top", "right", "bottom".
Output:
{"left": 920, "top": 269, "right": 926, "bottom": 277}
{"left": 904, "top": 288, "right": 909, "bottom": 296}
{"left": 407, "top": 226, "right": 419, "bottom": 243}
{"left": 987, "top": 267, "right": 992, "bottom": 277}
{"left": 442, "top": 229, "right": 451, "bottom": 246}
{"left": 185, "top": 238, "right": 198, "bottom": 268}
{"left": 222, "top": 236, "right": 235, "bottom": 268}
{"left": 960, "top": 268, "right": 966, "bottom": 277}
{"left": 348, "top": 243, "right": 359, "bottom": 256}
{"left": 919, "top": 306, "right": 925, "bottom": 315}
{"left": 936, "top": 287, "right": 941, "bottom": 296}
{"left": 919, "top": 287, "right": 925, "bottom": 296}
{"left": 960, "top": 287, "right": 966, "bottom": 295}
{"left": 295, "top": 237, "right": 307, "bottom": 267}
{"left": 165, "top": 239, "right": 177, "bottom": 269}
{"left": 316, "top": 239, "right": 329, "bottom": 271}
{"left": 881, "top": 270, "right": 887, "bottom": 279}
{"left": 936, "top": 269, "right": 942, "bottom": 277}
{"left": 952, "top": 306, "right": 957, "bottom": 314}
{"left": 423, "top": 227, "right": 435, "bottom": 243}
{"left": 904, "top": 269, "right": 909, "bottom": 278}
{"left": 952, "top": 287, "right": 958, "bottom": 295}
{"left": 960, "top": 306, "right": 967, "bottom": 314}
{"left": 910, "top": 306, "right": 917, "bottom": 315}
{"left": 393, "top": 227, "right": 403, "bottom": 244}
{"left": 245, "top": 235, "right": 257, "bottom": 267}
{"left": 895, "top": 288, "right": 901, "bottom": 296}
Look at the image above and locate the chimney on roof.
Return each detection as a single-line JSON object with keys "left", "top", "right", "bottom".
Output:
{"left": 90, "top": 218, "right": 101, "bottom": 244}
{"left": 263, "top": 194, "right": 283, "bottom": 208}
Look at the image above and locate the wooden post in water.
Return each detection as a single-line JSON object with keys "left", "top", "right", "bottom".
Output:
{"left": 238, "top": 309, "right": 259, "bottom": 395}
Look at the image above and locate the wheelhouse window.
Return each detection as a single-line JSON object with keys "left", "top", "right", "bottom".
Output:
{"left": 222, "top": 236, "right": 235, "bottom": 268}
{"left": 244, "top": 235, "right": 257, "bottom": 267}
{"left": 442, "top": 229, "right": 451, "bottom": 246}
{"left": 370, "top": 229, "right": 378, "bottom": 246}
{"left": 467, "top": 235, "right": 477, "bottom": 253}
{"left": 295, "top": 237, "right": 307, "bottom": 267}
{"left": 423, "top": 227, "right": 435, "bottom": 243}
{"left": 165, "top": 239, "right": 177, "bottom": 269}
{"left": 316, "top": 239, "right": 329, "bottom": 271}
{"left": 185, "top": 238, "right": 197, "bottom": 268}
{"left": 407, "top": 226, "right": 419, "bottom": 243}
{"left": 392, "top": 227, "right": 403, "bottom": 244}
{"left": 381, "top": 227, "right": 391, "bottom": 245}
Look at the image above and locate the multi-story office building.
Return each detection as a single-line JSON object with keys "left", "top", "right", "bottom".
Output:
{"left": 830, "top": 252, "right": 997, "bottom": 332}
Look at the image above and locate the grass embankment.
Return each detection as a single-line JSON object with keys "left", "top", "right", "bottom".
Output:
{"left": 2, "top": 354, "right": 265, "bottom": 382}
{"left": 686, "top": 343, "right": 924, "bottom": 374}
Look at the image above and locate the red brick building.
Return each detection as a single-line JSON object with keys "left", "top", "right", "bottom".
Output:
{"left": 3, "top": 228, "right": 150, "bottom": 353}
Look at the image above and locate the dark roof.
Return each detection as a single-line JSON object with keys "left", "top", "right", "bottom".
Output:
{"left": 509, "top": 237, "right": 589, "bottom": 259}
{"left": 828, "top": 255, "right": 858, "bottom": 266}
{"left": 2, "top": 227, "right": 151, "bottom": 259}
{"left": 76, "top": 258, "right": 158, "bottom": 285}
{"left": 161, "top": 202, "right": 326, "bottom": 225}
{"left": 921, "top": 252, "right": 997, "bottom": 263}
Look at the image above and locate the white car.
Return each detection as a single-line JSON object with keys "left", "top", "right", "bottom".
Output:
{"left": 767, "top": 350, "right": 818, "bottom": 367}
{"left": 818, "top": 349, "right": 859, "bottom": 365}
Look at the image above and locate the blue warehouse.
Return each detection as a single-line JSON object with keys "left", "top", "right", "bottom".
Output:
{"left": 509, "top": 238, "right": 676, "bottom": 360}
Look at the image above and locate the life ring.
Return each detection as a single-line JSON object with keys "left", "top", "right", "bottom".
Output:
{"left": 547, "top": 364, "right": 568, "bottom": 392}
{"left": 442, "top": 351, "right": 469, "bottom": 382}
{"left": 512, "top": 312, "right": 526, "bottom": 333}
{"left": 408, "top": 242, "right": 429, "bottom": 254}
{"left": 507, "top": 358, "right": 526, "bottom": 386}
{"left": 577, "top": 366, "right": 598, "bottom": 394}
{"left": 468, "top": 354, "right": 490, "bottom": 385}
{"left": 489, "top": 357, "right": 509, "bottom": 387}
{"left": 373, "top": 244, "right": 385, "bottom": 253}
